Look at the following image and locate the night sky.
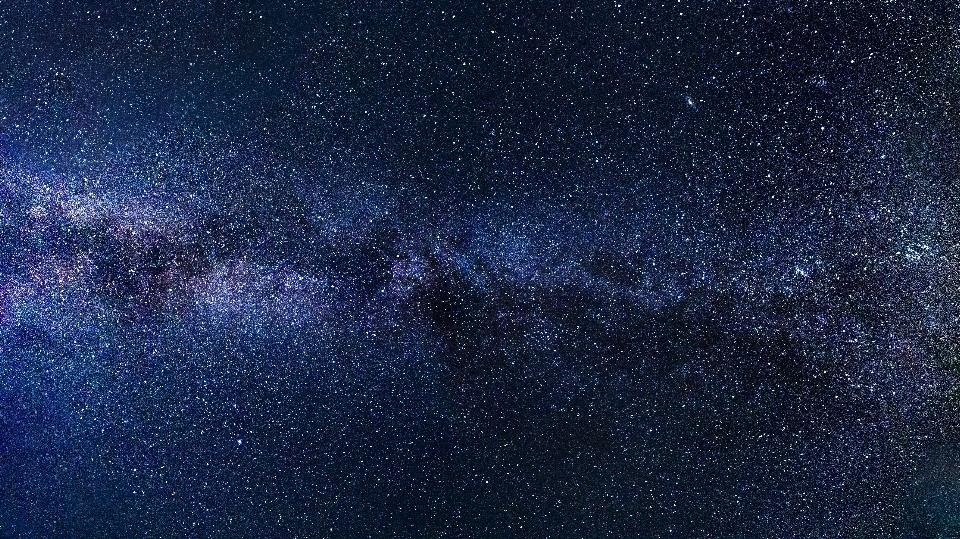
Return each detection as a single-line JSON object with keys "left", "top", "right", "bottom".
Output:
{"left": 1, "top": 1, "right": 960, "bottom": 537}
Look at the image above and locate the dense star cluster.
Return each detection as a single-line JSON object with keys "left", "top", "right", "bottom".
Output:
{"left": 2, "top": 1, "right": 960, "bottom": 537}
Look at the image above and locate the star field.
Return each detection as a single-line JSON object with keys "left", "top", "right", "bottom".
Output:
{"left": 2, "top": 1, "right": 960, "bottom": 537}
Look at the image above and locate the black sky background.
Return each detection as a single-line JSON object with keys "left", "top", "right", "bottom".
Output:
{"left": 2, "top": 1, "right": 960, "bottom": 537}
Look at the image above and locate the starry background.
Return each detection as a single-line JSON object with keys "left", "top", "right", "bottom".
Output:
{"left": 1, "top": 1, "right": 959, "bottom": 537}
